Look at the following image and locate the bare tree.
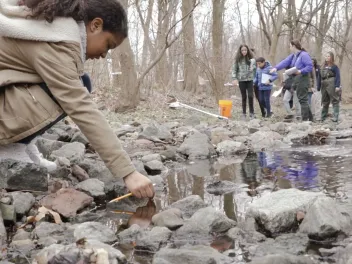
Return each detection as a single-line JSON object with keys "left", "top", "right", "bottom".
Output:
{"left": 113, "top": 0, "right": 139, "bottom": 112}
{"left": 182, "top": 0, "right": 198, "bottom": 93}
{"left": 114, "top": 0, "right": 199, "bottom": 112}
{"left": 211, "top": 0, "right": 226, "bottom": 101}
{"left": 314, "top": 0, "right": 338, "bottom": 62}
{"left": 256, "top": 0, "right": 285, "bottom": 63}
{"left": 235, "top": 0, "right": 246, "bottom": 44}
{"left": 336, "top": 0, "right": 352, "bottom": 67}
{"left": 155, "top": 0, "right": 172, "bottom": 89}
{"left": 135, "top": 0, "right": 155, "bottom": 71}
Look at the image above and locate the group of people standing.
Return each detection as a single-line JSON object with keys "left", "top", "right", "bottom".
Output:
{"left": 232, "top": 40, "right": 341, "bottom": 122}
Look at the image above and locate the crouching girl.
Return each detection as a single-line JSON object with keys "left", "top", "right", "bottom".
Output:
{"left": 0, "top": 0, "right": 154, "bottom": 198}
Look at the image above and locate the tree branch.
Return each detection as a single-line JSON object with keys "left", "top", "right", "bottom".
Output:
{"left": 137, "top": 1, "right": 200, "bottom": 84}
{"left": 256, "top": 0, "right": 272, "bottom": 46}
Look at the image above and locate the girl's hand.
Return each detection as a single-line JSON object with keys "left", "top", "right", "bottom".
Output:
{"left": 233, "top": 80, "right": 238, "bottom": 86}
{"left": 270, "top": 68, "right": 277, "bottom": 73}
{"left": 124, "top": 171, "right": 155, "bottom": 198}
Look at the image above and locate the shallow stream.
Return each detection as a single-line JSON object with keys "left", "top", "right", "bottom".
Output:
{"left": 100, "top": 138, "right": 352, "bottom": 263}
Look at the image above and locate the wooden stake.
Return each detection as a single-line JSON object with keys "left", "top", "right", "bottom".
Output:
{"left": 109, "top": 210, "right": 134, "bottom": 215}
{"left": 108, "top": 184, "right": 156, "bottom": 203}
{"left": 108, "top": 192, "right": 133, "bottom": 203}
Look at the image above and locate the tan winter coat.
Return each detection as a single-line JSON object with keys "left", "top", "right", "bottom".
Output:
{"left": 0, "top": 0, "right": 135, "bottom": 179}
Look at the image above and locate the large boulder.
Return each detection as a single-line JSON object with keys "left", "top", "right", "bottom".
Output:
{"left": 246, "top": 189, "right": 322, "bottom": 235}
{"left": 251, "top": 254, "right": 316, "bottom": 264}
{"left": 216, "top": 140, "right": 248, "bottom": 156}
{"left": 152, "top": 245, "right": 233, "bottom": 264}
{"left": 0, "top": 159, "right": 48, "bottom": 191}
{"left": 249, "top": 131, "right": 283, "bottom": 152}
{"left": 178, "top": 131, "right": 215, "bottom": 160}
{"left": 299, "top": 196, "right": 352, "bottom": 241}
{"left": 174, "top": 207, "right": 236, "bottom": 246}
{"left": 168, "top": 195, "right": 207, "bottom": 219}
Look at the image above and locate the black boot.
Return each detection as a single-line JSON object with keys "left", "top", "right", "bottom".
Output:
{"left": 260, "top": 106, "right": 266, "bottom": 118}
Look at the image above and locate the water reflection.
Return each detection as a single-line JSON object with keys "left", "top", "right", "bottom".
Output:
{"left": 219, "top": 163, "right": 237, "bottom": 221}
{"left": 257, "top": 151, "right": 319, "bottom": 191}
{"left": 127, "top": 200, "right": 156, "bottom": 228}
{"left": 107, "top": 199, "right": 157, "bottom": 232}
{"left": 241, "top": 154, "right": 261, "bottom": 196}
{"left": 163, "top": 141, "right": 352, "bottom": 220}
{"left": 108, "top": 141, "right": 352, "bottom": 263}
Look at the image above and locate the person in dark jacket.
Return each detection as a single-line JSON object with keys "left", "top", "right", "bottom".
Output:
{"left": 308, "top": 70, "right": 315, "bottom": 106}
{"left": 312, "top": 58, "right": 321, "bottom": 91}
{"left": 253, "top": 57, "right": 278, "bottom": 118}
{"left": 251, "top": 48, "right": 266, "bottom": 117}
{"left": 270, "top": 40, "right": 313, "bottom": 121}
{"left": 321, "top": 52, "right": 341, "bottom": 122}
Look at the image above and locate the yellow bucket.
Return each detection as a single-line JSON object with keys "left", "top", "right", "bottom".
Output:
{"left": 219, "top": 100, "right": 232, "bottom": 118}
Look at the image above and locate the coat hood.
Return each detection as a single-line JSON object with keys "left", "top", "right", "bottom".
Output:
{"left": 262, "top": 61, "right": 272, "bottom": 69}
{"left": 0, "top": 0, "right": 86, "bottom": 61}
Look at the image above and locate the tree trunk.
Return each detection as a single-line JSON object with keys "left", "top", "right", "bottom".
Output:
{"left": 236, "top": 1, "right": 246, "bottom": 44}
{"left": 336, "top": 0, "right": 352, "bottom": 68}
{"left": 114, "top": 0, "right": 139, "bottom": 112}
{"left": 268, "top": 1, "right": 284, "bottom": 64}
{"left": 155, "top": 0, "right": 171, "bottom": 89}
{"left": 211, "top": 0, "right": 226, "bottom": 102}
{"left": 137, "top": 0, "right": 155, "bottom": 71}
{"left": 315, "top": 0, "right": 337, "bottom": 62}
{"left": 182, "top": 0, "right": 198, "bottom": 93}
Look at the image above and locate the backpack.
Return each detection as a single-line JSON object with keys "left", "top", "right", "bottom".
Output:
{"left": 283, "top": 75, "right": 294, "bottom": 91}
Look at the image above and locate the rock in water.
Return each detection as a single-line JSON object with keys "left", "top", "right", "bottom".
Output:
{"left": 178, "top": 131, "right": 215, "bottom": 160}
{"left": 299, "top": 196, "right": 352, "bottom": 241}
{"left": 251, "top": 254, "right": 316, "bottom": 264}
{"left": 153, "top": 245, "right": 233, "bottom": 264}
{"left": 246, "top": 189, "right": 322, "bottom": 235}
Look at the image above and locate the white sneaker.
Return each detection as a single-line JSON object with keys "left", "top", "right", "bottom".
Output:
{"left": 25, "top": 143, "right": 57, "bottom": 172}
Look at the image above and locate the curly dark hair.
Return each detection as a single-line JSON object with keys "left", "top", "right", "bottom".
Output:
{"left": 234, "top": 44, "right": 253, "bottom": 65}
{"left": 24, "top": 0, "right": 128, "bottom": 37}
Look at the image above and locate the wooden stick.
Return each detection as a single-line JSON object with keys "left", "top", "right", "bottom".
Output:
{"left": 108, "top": 192, "right": 133, "bottom": 203}
{"left": 108, "top": 184, "right": 156, "bottom": 203}
{"left": 109, "top": 210, "right": 134, "bottom": 215}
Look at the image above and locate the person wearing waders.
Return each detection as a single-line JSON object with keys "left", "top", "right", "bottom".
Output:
{"left": 321, "top": 52, "right": 341, "bottom": 122}
{"left": 270, "top": 40, "right": 313, "bottom": 121}
{"left": 232, "top": 44, "right": 256, "bottom": 119}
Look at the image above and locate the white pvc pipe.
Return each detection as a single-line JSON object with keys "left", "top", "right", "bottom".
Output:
{"left": 176, "top": 102, "right": 229, "bottom": 120}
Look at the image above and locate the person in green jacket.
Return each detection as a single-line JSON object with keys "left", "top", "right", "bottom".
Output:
{"left": 232, "top": 44, "right": 256, "bottom": 119}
